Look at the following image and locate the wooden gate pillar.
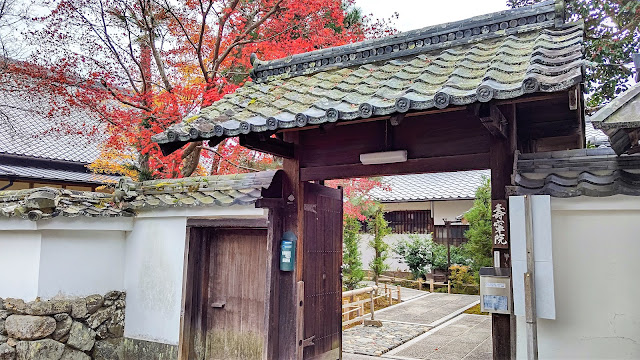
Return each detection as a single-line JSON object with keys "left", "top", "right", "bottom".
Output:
{"left": 489, "top": 104, "right": 517, "bottom": 359}
{"left": 279, "top": 132, "right": 304, "bottom": 359}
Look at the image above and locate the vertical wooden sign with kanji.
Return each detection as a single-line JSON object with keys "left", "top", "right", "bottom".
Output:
{"left": 491, "top": 200, "right": 509, "bottom": 249}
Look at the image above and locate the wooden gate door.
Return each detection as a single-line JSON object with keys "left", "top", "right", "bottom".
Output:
{"left": 302, "top": 182, "right": 343, "bottom": 360}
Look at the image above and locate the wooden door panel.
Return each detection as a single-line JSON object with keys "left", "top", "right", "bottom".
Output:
{"left": 205, "top": 228, "right": 268, "bottom": 360}
{"left": 303, "top": 182, "right": 343, "bottom": 359}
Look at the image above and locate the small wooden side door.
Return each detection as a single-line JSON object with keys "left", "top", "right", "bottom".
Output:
{"left": 205, "top": 228, "right": 268, "bottom": 360}
{"left": 302, "top": 182, "right": 343, "bottom": 360}
{"left": 180, "top": 224, "right": 268, "bottom": 360}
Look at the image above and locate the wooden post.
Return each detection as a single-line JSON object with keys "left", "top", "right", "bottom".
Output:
{"left": 524, "top": 195, "right": 539, "bottom": 360}
{"left": 447, "top": 281, "right": 451, "bottom": 294}
{"left": 418, "top": 279, "right": 422, "bottom": 291}
{"left": 430, "top": 278, "right": 434, "bottom": 293}
{"left": 489, "top": 104, "right": 517, "bottom": 360}
{"left": 397, "top": 285, "right": 401, "bottom": 302}
{"left": 281, "top": 132, "right": 302, "bottom": 359}
{"left": 370, "top": 289, "right": 375, "bottom": 321}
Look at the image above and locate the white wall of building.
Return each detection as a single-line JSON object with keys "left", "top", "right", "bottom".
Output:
{"left": 0, "top": 231, "right": 42, "bottom": 300}
{"left": 432, "top": 200, "right": 474, "bottom": 225}
{"left": 515, "top": 195, "right": 640, "bottom": 359}
{"left": 38, "top": 230, "right": 126, "bottom": 299}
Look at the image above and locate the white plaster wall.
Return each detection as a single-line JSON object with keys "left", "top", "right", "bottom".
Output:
{"left": 382, "top": 202, "right": 431, "bottom": 212}
{"left": 38, "top": 230, "right": 126, "bottom": 299}
{"left": 432, "top": 200, "right": 474, "bottom": 225}
{"left": 0, "top": 231, "right": 41, "bottom": 300}
{"left": 360, "top": 234, "right": 416, "bottom": 272}
{"left": 516, "top": 196, "right": 640, "bottom": 359}
{"left": 123, "top": 216, "right": 187, "bottom": 345}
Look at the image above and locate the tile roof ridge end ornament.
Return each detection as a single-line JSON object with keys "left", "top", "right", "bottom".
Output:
{"left": 249, "top": 0, "right": 563, "bottom": 83}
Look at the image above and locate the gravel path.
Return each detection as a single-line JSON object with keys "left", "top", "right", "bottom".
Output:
{"left": 342, "top": 321, "right": 431, "bottom": 356}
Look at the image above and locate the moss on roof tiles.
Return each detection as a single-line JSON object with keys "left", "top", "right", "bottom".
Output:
{"left": 153, "top": 2, "right": 583, "bottom": 148}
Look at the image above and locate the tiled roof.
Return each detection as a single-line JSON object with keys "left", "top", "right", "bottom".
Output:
{"left": 591, "top": 82, "right": 640, "bottom": 130}
{"left": 584, "top": 119, "right": 610, "bottom": 148}
{"left": 370, "top": 170, "right": 490, "bottom": 202}
{"left": 117, "top": 170, "right": 279, "bottom": 210}
{"left": 0, "top": 188, "right": 129, "bottom": 221}
{"left": 152, "top": 1, "right": 584, "bottom": 153}
{"left": 508, "top": 148, "right": 640, "bottom": 197}
{"left": 0, "top": 88, "right": 106, "bottom": 163}
{"left": 0, "top": 164, "right": 119, "bottom": 185}
{"left": 0, "top": 170, "right": 280, "bottom": 221}
{"left": 591, "top": 82, "right": 640, "bottom": 155}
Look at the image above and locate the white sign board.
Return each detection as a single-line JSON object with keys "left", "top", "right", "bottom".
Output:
{"left": 509, "top": 195, "right": 556, "bottom": 320}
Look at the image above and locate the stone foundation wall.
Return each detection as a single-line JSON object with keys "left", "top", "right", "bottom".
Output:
{"left": 0, "top": 291, "right": 125, "bottom": 360}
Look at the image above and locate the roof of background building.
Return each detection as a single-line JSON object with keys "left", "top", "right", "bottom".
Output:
{"left": 0, "top": 164, "right": 119, "bottom": 185}
{"left": 0, "top": 83, "right": 118, "bottom": 185}
{"left": 591, "top": 82, "right": 640, "bottom": 155}
{"left": 370, "top": 170, "right": 490, "bottom": 202}
{"left": 508, "top": 148, "right": 640, "bottom": 197}
{"left": 585, "top": 119, "right": 610, "bottom": 148}
{"left": 152, "top": 1, "right": 583, "bottom": 153}
{"left": 0, "top": 89, "right": 106, "bottom": 163}
{"left": 0, "top": 170, "right": 279, "bottom": 221}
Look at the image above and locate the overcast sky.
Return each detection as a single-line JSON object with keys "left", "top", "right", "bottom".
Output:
{"left": 355, "top": 0, "right": 509, "bottom": 32}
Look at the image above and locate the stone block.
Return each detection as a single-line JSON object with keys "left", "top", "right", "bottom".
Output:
{"left": 70, "top": 299, "right": 88, "bottom": 319}
{"left": 87, "top": 307, "right": 115, "bottom": 329}
{"left": 66, "top": 322, "right": 95, "bottom": 352}
{"left": 0, "top": 343, "right": 14, "bottom": 360}
{"left": 24, "top": 301, "right": 72, "bottom": 316}
{"left": 0, "top": 335, "right": 6, "bottom": 344}
{"left": 15, "top": 339, "right": 64, "bottom": 360}
{"left": 1, "top": 301, "right": 24, "bottom": 315}
{"left": 0, "top": 320, "right": 5, "bottom": 336}
{"left": 5, "top": 315, "right": 56, "bottom": 340}
{"left": 85, "top": 296, "right": 103, "bottom": 315}
{"left": 93, "top": 339, "right": 123, "bottom": 360}
{"left": 0, "top": 312, "right": 9, "bottom": 321}
{"left": 60, "top": 347, "right": 90, "bottom": 360}
{"left": 52, "top": 314, "right": 72, "bottom": 341}
{"left": 103, "top": 292, "right": 120, "bottom": 301}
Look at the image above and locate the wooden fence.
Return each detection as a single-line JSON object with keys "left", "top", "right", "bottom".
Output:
{"left": 341, "top": 285, "right": 401, "bottom": 328}
{"left": 379, "top": 275, "right": 451, "bottom": 293}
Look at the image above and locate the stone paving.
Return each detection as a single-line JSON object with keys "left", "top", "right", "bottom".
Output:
{"left": 376, "top": 293, "right": 479, "bottom": 326}
{"left": 342, "top": 293, "right": 486, "bottom": 360}
{"left": 388, "top": 314, "right": 492, "bottom": 360}
{"left": 342, "top": 322, "right": 431, "bottom": 356}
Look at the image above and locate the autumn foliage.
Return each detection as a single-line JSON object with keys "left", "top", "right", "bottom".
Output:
{"left": 21, "top": 0, "right": 394, "bottom": 180}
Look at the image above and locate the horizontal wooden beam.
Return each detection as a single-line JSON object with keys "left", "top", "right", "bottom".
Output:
{"left": 299, "top": 153, "right": 490, "bottom": 181}
{"left": 239, "top": 133, "right": 295, "bottom": 159}
{"left": 186, "top": 217, "right": 268, "bottom": 228}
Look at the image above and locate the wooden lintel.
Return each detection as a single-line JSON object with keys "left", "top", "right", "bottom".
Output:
{"left": 300, "top": 153, "right": 490, "bottom": 181}
{"left": 240, "top": 134, "right": 295, "bottom": 159}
